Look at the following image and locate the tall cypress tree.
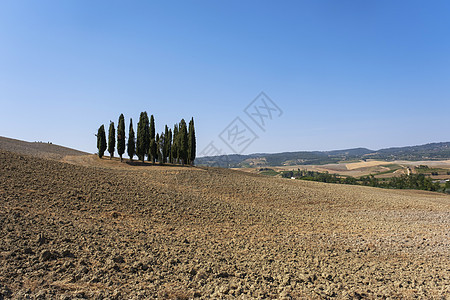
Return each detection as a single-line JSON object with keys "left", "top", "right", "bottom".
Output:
{"left": 136, "top": 112, "right": 150, "bottom": 163}
{"left": 149, "top": 115, "right": 156, "bottom": 162}
{"left": 108, "top": 121, "right": 115, "bottom": 159}
{"left": 149, "top": 139, "right": 156, "bottom": 163}
{"left": 97, "top": 125, "right": 107, "bottom": 158}
{"left": 172, "top": 124, "right": 179, "bottom": 164}
{"left": 156, "top": 133, "right": 161, "bottom": 162}
{"left": 188, "top": 117, "right": 196, "bottom": 165}
{"left": 127, "top": 118, "right": 135, "bottom": 161}
{"left": 150, "top": 115, "right": 155, "bottom": 142}
{"left": 179, "top": 119, "right": 188, "bottom": 165}
{"left": 144, "top": 113, "right": 150, "bottom": 160}
{"left": 162, "top": 125, "right": 169, "bottom": 164}
{"left": 117, "top": 114, "right": 126, "bottom": 162}
{"left": 159, "top": 132, "right": 166, "bottom": 164}
{"left": 168, "top": 128, "right": 173, "bottom": 164}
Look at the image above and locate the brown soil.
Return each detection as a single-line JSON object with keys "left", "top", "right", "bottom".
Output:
{"left": 0, "top": 142, "right": 449, "bottom": 299}
{"left": 0, "top": 137, "right": 88, "bottom": 160}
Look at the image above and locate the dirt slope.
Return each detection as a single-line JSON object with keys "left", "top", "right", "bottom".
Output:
{"left": 0, "top": 136, "right": 88, "bottom": 160}
{"left": 0, "top": 146, "right": 449, "bottom": 299}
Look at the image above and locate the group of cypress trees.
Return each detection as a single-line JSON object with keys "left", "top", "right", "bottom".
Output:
{"left": 96, "top": 112, "right": 196, "bottom": 165}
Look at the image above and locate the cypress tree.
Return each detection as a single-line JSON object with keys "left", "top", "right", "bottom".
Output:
{"left": 108, "top": 121, "right": 115, "bottom": 159}
{"left": 172, "top": 124, "right": 179, "bottom": 164}
{"left": 136, "top": 112, "right": 150, "bottom": 163}
{"left": 156, "top": 133, "right": 161, "bottom": 162}
{"left": 117, "top": 114, "right": 126, "bottom": 162}
{"left": 144, "top": 113, "right": 150, "bottom": 161}
{"left": 96, "top": 125, "right": 107, "bottom": 158}
{"left": 168, "top": 128, "right": 173, "bottom": 164}
{"left": 148, "top": 115, "right": 156, "bottom": 162}
{"left": 188, "top": 117, "right": 196, "bottom": 165}
{"left": 127, "top": 118, "right": 135, "bottom": 161}
{"left": 159, "top": 132, "right": 166, "bottom": 164}
{"left": 149, "top": 138, "right": 156, "bottom": 164}
{"left": 162, "top": 125, "right": 169, "bottom": 164}
{"left": 150, "top": 115, "right": 155, "bottom": 142}
{"left": 179, "top": 119, "right": 188, "bottom": 165}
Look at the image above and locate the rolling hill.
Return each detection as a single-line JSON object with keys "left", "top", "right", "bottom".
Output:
{"left": 0, "top": 136, "right": 88, "bottom": 160}
{"left": 196, "top": 142, "right": 450, "bottom": 168}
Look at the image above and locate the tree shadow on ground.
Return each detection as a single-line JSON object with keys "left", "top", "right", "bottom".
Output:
{"left": 125, "top": 160, "right": 192, "bottom": 168}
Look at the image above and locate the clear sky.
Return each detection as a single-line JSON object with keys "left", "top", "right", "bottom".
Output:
{"left": 1, "top": 1, "right": 449, "bottom": 156}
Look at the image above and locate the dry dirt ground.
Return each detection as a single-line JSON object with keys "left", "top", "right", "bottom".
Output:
{"left": 0, "top": 137, "right": 88, "bottom": 160}
{"left": 0, "top": 141, "right": 449, "bottom": 299}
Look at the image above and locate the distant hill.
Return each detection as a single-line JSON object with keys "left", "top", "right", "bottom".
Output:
{"left": 368, "top": 142, "right": 450, "bottom": 160}
{"left": 196, "top": 142, "right": 450, "bottom": 168}
{"left": 0, "top": 136, "right": 89, "bottom": 160}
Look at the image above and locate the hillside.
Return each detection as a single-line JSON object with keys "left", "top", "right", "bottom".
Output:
{"left": 0, "top": 136, "right": 88, "bottom": 160}
{"left": 0, "top": 139, "right": 449, "bottom": 298}
{"left": 370, "top": 142, "right": 450, "bottom": 160}
{"left": 196, "top": 142, "right": 450, "bottom": 167}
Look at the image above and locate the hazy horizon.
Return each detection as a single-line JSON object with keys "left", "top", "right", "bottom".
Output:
{"left": 1, "top": 1, "right": 449, "bottom": 156}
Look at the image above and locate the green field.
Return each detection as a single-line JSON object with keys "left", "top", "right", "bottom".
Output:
{"left": 259, "top": 169, "right": 279, "bottom": 176}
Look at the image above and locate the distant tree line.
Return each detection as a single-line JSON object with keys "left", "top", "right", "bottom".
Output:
{"left": 282, "top": 169, "right": 447, "bottom": 193}
{"left": 96, "top": 112, "right": 196, "bottom": 165}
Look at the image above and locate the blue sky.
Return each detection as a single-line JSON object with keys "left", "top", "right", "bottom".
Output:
{"left": 1, "top": 1, "right": 449, "bottom": 156}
